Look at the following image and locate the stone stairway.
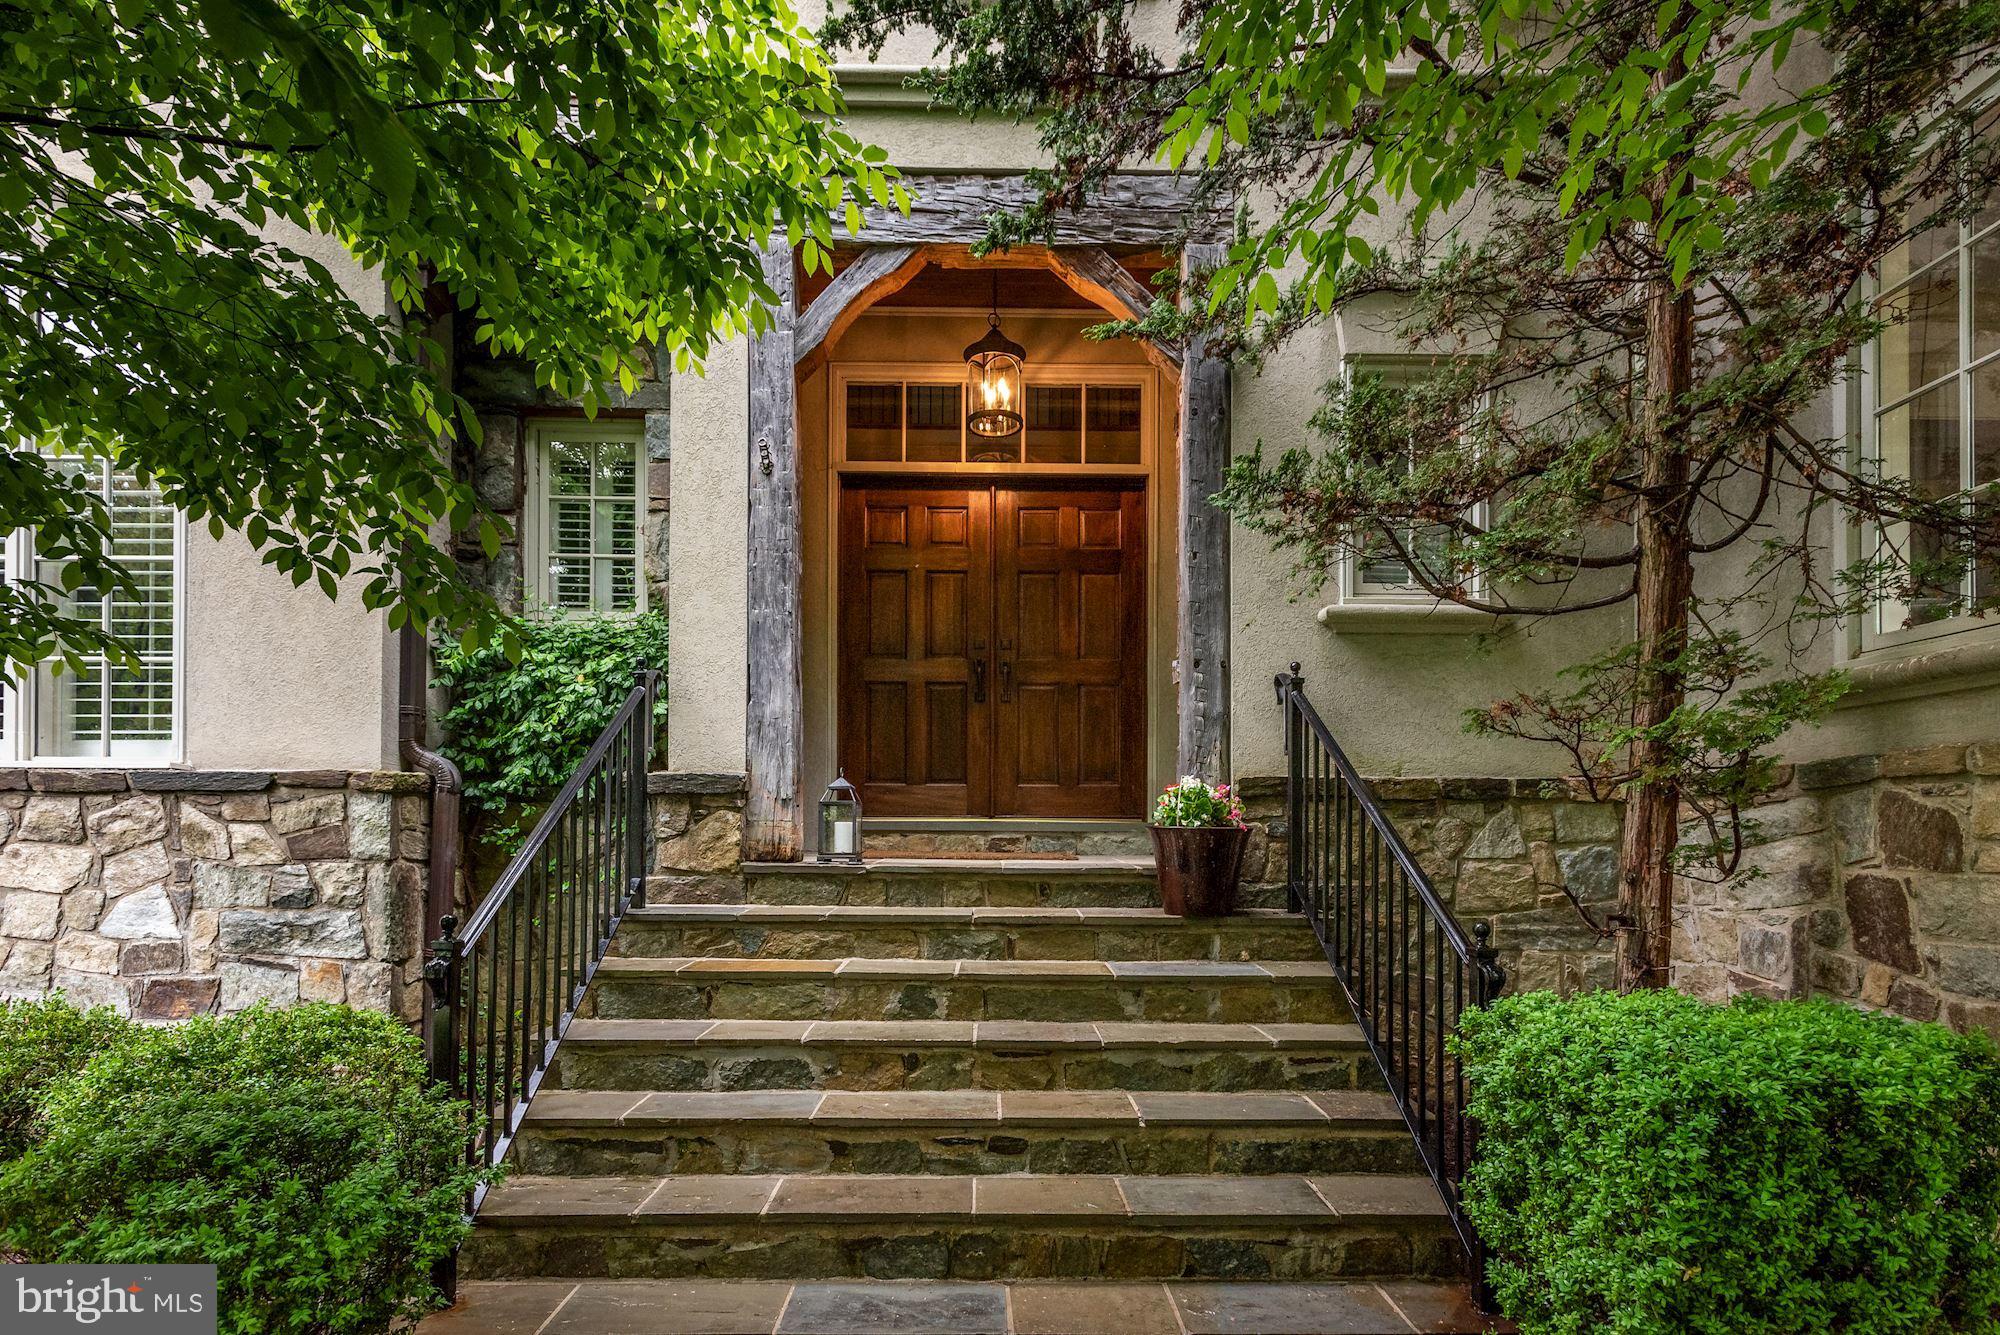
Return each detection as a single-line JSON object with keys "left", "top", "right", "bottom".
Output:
{"left": 435, "top": 858, "right": 1497, "bottom": 1334}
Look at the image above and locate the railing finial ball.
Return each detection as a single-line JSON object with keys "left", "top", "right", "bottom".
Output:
{"left": 1289, "top": 661, "right": 1302, "bottom": 677}
{"left": 1472, "top": 919, "right": 1490, "bottom": 945}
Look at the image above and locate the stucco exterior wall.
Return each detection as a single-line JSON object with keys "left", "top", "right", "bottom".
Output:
{"left": 668, "top": 339, "right": 752, "bottom": 772}
{"left": 183, "top": 530, "right": 400, "bottom": 771}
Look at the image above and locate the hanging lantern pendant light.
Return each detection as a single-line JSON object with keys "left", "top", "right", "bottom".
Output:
{"left": 964, "top": 271, "right": 1025, "bottom": 439}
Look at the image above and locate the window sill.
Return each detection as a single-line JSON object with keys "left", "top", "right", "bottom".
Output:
{"left": 1842, "top": 626, "right": 2000, "bottom": 706}
{"left": 1316, "top": 602, "right": 1504, "bottom": 635}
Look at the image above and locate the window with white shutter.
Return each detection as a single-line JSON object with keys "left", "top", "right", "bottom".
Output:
{"left": 4, "top": 456, "right": 182, "bottom": 762}
{"left": 526, "top": 420, "right": 647, "bottom": 614}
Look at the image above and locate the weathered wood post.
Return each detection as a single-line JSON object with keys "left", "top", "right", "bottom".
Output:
{"left": 1176, "top": 241, "right": 1231, "bottom": 784}
{"left": 745, "top": 241, "right": 803, "bottom": 861}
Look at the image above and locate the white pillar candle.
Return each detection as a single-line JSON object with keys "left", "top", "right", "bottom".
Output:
{"left": 833, "top": 821, "right": 857, "bottom": 855}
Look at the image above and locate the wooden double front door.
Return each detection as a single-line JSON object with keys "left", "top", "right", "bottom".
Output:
{"left": 838, "top": 483, "right": 1147, "bottom": 818}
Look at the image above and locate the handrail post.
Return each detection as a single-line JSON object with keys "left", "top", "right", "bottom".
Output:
{"left": 1281, "top": 662, "right": 1303, "bottom": 912}
{"left": 421, "top": 912, "right": 463, "bottom": 1304}
{"left": 627, "top": 664, "right": 650, "bottom": 906}
{"left": 423, "top": 913, "right": 460, "bottom": 1086}
{"left": 1468, "top": 919, "right": 1502, "bottom": 1310}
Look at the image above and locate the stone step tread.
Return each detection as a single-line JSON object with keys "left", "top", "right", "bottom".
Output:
{"left": 522, "top": 1087, "right": 1403, "bottom": 1129}
{"left": 597, "top": 957, "right": 1334, "bottom": 981}
{"left": 743, "top": 858, "right": 1156, "bottom": 877}
{"left": 561, "top": 1019, "right": 1365, "bottom": 1050}
{"left": 626, "top": 904, "right": 1301, "bottom": 927}
{"left": 478, "top": 1172, "right": 1449, "bottom": 1225}
{"left": 423, "top": 1278, "right": 1500, "bottom": 1334}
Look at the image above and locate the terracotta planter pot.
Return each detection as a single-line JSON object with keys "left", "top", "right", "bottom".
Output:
{"left": 1149, "top": 824, "right": 1249, "bottom": 917}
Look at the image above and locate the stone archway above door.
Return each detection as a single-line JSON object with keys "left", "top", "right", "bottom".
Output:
{"left": 744, "top": 174, "right": 1232, "bottom": 861}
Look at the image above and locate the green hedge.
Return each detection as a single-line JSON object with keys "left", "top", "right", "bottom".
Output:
{"left": 434, "top": 611, "right": 668, "bottom": 825}
{"left": 1459, "top": 989, "right": 2000, "bottom": 1334}
{"left": 0, "top": 999, "right": 486, "bottom": 1335}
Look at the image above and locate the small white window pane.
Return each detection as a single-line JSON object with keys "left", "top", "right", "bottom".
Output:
{"left": 1876, "top": 264, "right": 1961, "bottom": 402}
{"left": 548, "top": 440, "right": 592, "bottom": 495}
{"left": 1977, "top": 231, "right": 2000, "bottom": 363}
{"left": 1975, "top": 360, "right": 2000, "bottom": 487}
{"left": 1877, "top": 380, "right": 1965, "bottom": 631}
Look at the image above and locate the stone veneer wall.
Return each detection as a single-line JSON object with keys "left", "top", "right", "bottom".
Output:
{"left": 648, "top": 772, "right": 749, "bottom": 901}
{"left": 1235, "top": 776, "right": 1624, "bottom": 994}
{"left": 455, "top": 341, "right": 670, "bottom": 616}
{"left": 1673, "top": 740, "right": 2000, "bottom": 1036}
{"left": 0, "top": 769, "right": 431, "bottom": 1021}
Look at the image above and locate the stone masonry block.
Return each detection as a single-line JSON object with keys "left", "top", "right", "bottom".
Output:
{"left": 1879, "top": 791, "right": 1964, "bottom": 873}
{"left": 1842, "top": 873, "right": 1921, "bottom": 973}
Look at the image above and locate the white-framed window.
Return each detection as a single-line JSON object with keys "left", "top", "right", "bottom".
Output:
{"left": 524, "top": 418, "right": 647, "bottom": 615}
{"left": 2, "top": 458, "right": 183, "bottom": 764}
{"left": 832, "top": 365, "right": 1152, "bottom": 471}
{"left": 1861, "top": 108, "right": 2000, "bottom": 651}
{"left": 1340, "top": 357, "right": 1486, "bottom": 602}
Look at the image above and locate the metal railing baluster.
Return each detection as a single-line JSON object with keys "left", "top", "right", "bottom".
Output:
{"left": 1273, "top": 667, "right": 1504, "bottom": 1306}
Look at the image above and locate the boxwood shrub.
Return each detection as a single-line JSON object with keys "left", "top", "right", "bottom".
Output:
{"left": 1458, "top": 989, "right": 2000, "bottom": 1334}
{"left": 0, "top": 999, "right": 486, "bottom": 1335}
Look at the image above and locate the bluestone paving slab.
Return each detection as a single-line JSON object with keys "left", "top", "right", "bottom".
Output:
{"left": 636, "top": 1176, "right": 783, "bottom": 1217}
{"left": 1310, "top": 1175, "right": 1451, "bottom": 1219}
{"left": 480, "top": 1176, "right": 663, "bottom": 1218}
{"left": 1105, "top": 961, "right": 1269, "bottom": 978}
{"left": 416, "top": 1281, "right": 576, "bottom": 1332}
{"left": 776, "top": 1283, "right": 1008, "bottom": 1335}
{"left": 995, "top": 1091, "right": 1139, "bottom": 1124}
{"left": 766, "top": 1174, "right": 974, "bottom": 1218}
{"left": 1171, "top": 1282, "right": 1415, "bottom": 1334}
{"left": 1131, "top": 1092, "right": 1327, "bottom": 1124}
{"left": 972, "top": 1174, "right": 1127, "bottom": 1219}
{"left": 1379, "top": 1281, "right": 1508, "bottom": 1332}
{"left": 972, "top": 1021, "right": 1100, "bottom": 1047}
{"left": 1118, "top": 1175, "right": 1331, "bottom": 1222}
{"left": 524, "top": 1091, "right": 650, "bottom": 1124}
{"left": 813, "top": 1091, "right": 1001, "bottom": 1123}
{"left": 550, "top": 1281, "right": 794, "bottom": 1334}
{"left": 627, "top": 1091, "right": 825, "bottom": 1121}
{"left": 804, "top": 1020, "right": 978, "bottom": 1046}
{"left": 1008, "top": 1283, "right": 1182, "bottom": 1334}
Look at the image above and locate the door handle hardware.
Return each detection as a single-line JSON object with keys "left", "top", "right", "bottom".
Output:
{"left": 999, "top": 661, "right": 1014, "bottom": 702}
{"left": 972, "top": 659, "right": 987, "bottom": 703}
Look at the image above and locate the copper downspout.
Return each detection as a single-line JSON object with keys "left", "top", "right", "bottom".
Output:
{"left": 398, "top": 623, "right": 462, "bottom": 952}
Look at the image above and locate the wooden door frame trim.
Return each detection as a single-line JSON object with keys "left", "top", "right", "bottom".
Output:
{"left": 751, "top": 187, "right": 1231, "bottom": 857}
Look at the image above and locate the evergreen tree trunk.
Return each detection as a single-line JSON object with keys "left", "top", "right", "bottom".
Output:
{"left": 1615, "top": 279, "right": 1696, "bottom": 991}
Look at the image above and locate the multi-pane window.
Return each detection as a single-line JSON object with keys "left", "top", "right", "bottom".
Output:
{"left": 3, "top": 457, "right": 181, "bottom": 761}
{"left": 1866, "top": 124, "right": 2000, "bottom": 644}
{"left": 1343, "top": 361, "right": 1475, "bottom": 599}
{"left": 838, "top": 374, "right": 1149, "bottom": 467}
{"left": 530, "top": 421, "right": 645, "bottom": 614}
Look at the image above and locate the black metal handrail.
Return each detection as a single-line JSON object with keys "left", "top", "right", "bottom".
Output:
{"left": 424, "top": 666, "right": 658, "bottom": 1207}
{"left": 1275, "top": 664, "right": 1503, "bottom": 1296}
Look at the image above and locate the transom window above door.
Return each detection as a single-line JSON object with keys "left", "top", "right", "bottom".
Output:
{"left": 835, "top": 369, "right": 1150, "bottom": 471}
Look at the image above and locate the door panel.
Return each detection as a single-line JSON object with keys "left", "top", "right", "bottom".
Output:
{"left": 839, "top": 483, "right": 1144, "bottom": 819}
{"left": 993, "top": 487, "right": 1147, "bottom": 819}
{"left": 839, "top": 487, "right": 992, "bottom": 815}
